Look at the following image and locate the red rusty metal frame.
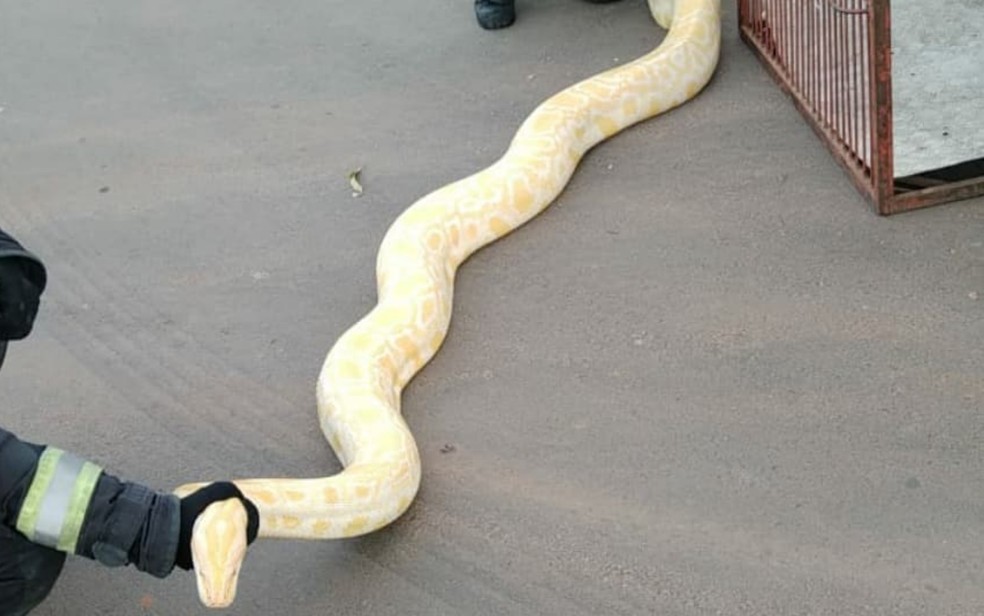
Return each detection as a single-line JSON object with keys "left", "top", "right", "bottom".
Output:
{"left": 738, "top": 0, "right": 984, "bottom": 215}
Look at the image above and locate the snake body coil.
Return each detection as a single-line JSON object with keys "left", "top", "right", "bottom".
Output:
{"left": 176, "top": 0, "right": 721, "bottom": 607}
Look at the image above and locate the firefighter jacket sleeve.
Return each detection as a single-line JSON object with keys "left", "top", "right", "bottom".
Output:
{"left": 0, "top": 428, "right": 181, "bottom": 578}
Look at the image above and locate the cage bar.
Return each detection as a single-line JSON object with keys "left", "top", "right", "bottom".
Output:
{"left": 737, "top": 0, "right": 984, "bottom": 215}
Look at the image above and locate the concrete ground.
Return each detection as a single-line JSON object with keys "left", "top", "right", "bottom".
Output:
{"left": 893, "top": 0, "right": 984, "bottom": 177}
{"left": 2, "top": 1, "right": 983, "bottom": 614}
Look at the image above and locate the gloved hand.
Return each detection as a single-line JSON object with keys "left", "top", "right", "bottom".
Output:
{"left": 0, "top": 258, "right": 42, "bottom": 340}
{"left": 175, "top": 482, "right": 259, "bottom": 570}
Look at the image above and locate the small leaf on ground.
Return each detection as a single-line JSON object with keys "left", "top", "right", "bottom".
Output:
{"left": 348, "top": 167, "right": 364, "bottom": 197}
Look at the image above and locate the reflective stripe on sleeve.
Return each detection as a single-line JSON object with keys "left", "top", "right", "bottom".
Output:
{"left": 15, "top": 447, "right": 102, "bottom": 552}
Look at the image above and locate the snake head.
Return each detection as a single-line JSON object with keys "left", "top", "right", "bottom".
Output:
{"left": 191, "top": 497, "right": 250, "bottom": 609}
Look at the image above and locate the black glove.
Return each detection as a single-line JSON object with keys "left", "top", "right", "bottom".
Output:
{"left": 0, "top": 258, "right": 42, "bottom": 340}
{"left": 175, "top": 482, "right": 260, "bottom": 571}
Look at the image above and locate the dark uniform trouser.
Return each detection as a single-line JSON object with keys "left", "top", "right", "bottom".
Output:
{"left": 0, "top": 524, "right": 65, "bottom": 616}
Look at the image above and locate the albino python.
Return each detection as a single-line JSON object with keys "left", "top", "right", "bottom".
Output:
{"left": 174, "top": 0, "right": 721, "bottom": 607}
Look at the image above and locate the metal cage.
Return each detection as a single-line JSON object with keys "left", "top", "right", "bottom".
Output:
{"left": 738, "top": 0, "right": 984, "bottom": 215}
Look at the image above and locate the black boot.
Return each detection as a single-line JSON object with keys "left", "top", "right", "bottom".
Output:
{"left": 475, "top": 0, "right": 516, "bottom": 30}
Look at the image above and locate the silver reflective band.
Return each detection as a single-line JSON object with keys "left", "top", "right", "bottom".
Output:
{"left": 16, "top": 447, "right": 102, "bottom": 552}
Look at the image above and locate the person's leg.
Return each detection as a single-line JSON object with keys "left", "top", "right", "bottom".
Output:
{"left": 475, "top": 0, "right": 516, "bottom": 30}
{"left": 0, "top": 526, "right": 66, "bottom": 616}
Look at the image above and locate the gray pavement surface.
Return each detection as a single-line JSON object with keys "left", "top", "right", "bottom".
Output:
{"left": 2, "top": 1, "right": 983, "bottom": 614}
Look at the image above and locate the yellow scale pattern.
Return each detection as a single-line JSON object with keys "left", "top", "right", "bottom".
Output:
{"left": 176, "top": 0, "right": 721, "bottom": 607}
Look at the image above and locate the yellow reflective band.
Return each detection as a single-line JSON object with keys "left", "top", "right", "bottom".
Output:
{"left": 57, "top": 460, "right": 102, "bottom": 552}
{"left": 16, "top": 447, "right": 63, "bottom": 542}
{"left": 15, "top": 447, "right": 102, "bottom": 552}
